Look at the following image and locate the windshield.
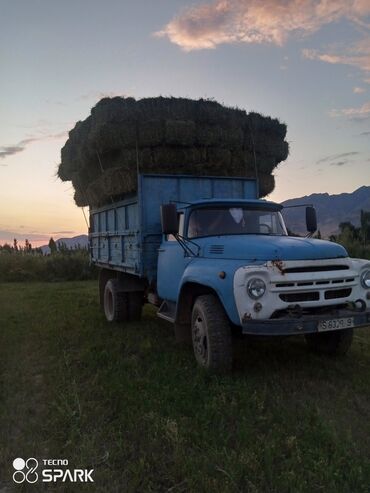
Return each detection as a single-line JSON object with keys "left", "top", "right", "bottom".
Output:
{"left": 188, "top": 206, "right": 287, "bottom": 238}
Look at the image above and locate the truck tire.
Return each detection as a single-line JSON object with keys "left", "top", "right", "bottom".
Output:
{"left": 191, "top": 294, "right": 232, "bottom": 373}
{"left": 99, "top": 268, "right": 113, "bottom": 307}
{"left": 304, "top": 328, "right": 353, "bottom": 356}
{"left": 104, "top": 279, "right": 128, "bottom": 322}
{"left": 127, "top": 291, "right": 143, "bottom": 321}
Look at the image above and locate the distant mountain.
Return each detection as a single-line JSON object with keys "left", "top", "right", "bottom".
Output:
{"left": 281, "top": 186, "right": 370, "bottom": 237}
{"left": 40, "top": 234, "right": 88, "bottom": 254}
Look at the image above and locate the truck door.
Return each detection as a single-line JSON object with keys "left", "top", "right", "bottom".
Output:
{"left": 157, "top": 214, "right": 192, "bottom": 301}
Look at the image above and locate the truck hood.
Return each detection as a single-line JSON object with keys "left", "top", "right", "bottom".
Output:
{"left": 201, "top": 235, "right": 347, "bottom": 261}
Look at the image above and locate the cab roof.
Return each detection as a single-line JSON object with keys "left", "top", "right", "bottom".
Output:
{"left": 178, "top": 198, "right": 283, "bottom": 211}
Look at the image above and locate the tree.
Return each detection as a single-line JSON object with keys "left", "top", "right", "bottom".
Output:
{"left": 1, "top": 243, "right": 12, "bottom": 253}
{"left": 360, "top": 210, "right": 370, "bottom": 245}
{"left": 25, "top": 239, "right": 32, "bottom": 252}
{"left": 58, "top": 241, "right": 68, "bottom": 253}
{"left": 13, "top": 238, "right": 18, "bottom": 251}
{"left": 49, "top": 237, "right": 57, "bottom": 254}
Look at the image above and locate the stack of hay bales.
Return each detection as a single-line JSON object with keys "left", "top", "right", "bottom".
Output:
{"left": 58, "top": 97, "right": 289, "bottom": 207}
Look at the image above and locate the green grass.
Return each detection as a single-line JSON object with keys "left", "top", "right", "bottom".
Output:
{"left": 0, "top": 282, "right": 370, "bottom": 492}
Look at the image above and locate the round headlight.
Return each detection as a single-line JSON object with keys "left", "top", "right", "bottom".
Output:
{"left": 361, "top": 270, "right": 370, "bottom": 289}
{"left": 247, "top": 278, "right": 266, "bottom": 299}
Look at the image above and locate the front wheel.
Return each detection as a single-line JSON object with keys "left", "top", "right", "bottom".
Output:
{"left": 191, "top": 294, "right": 232, "bottom": 373}
{"left": 305, "top": 328, "right": 353, "bottom": 355}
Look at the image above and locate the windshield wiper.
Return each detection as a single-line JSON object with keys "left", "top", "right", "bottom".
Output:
{"left": 175, "top": 234, "right": 200, "bottom": 257}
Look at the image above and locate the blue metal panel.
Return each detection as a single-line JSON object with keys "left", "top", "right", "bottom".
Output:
{"left": 117, "top": 206, "right": 126, "bottom": 230}
{"left": 100, "top": 212, "right": 106, "bottom": 232}
{"left": 177, "top": 258, "right": 246, "bottom": 325}
{"left": 180, "top": 178, "right": 212, "bottom": 201}
{"left": 90, "top": 196, "right": 140, "bottom": 275}
{"left": 127, "top": 204, "right": 138, "bottom": 229}
{"left": 93, "top": 215, "right": 99, "bottom": 233}
{"left": 139, "top": 175, "right": 258, "bottom": 214}
{"left": 107, "top": 209, "right": 115, "bottom": 232}
{"left": 195, "top": 235, "right": 347, "bottom": 261}
{"left": 91, "top": 237, "right": 99, "bottom": 260}
{"left": 100, "top": 236, "right": 109, "bottom": 262}
{"left": 110, "top": 235, "right": 122, "bottom": 264}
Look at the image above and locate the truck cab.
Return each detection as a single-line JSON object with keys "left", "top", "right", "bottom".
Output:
{"left": 90, "top": 174, "right": 370, "bottom": 372}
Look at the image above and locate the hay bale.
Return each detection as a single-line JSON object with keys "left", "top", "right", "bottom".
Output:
{"left": 151, "top": 146, "right": 205, "bottom": 167}
{"left": 195, "top": 124, "right": 223, "bottom": 146}
{"left": 58, "top": 96, "right": 289, "bottom": 205}
{"left": 165, "top": 120, "right": 195, "bottom": 146}
{"left": 138, "top": 120, "right": 164, "bottom": 147}
{"left": 207, "top": 147, "right": 232, "bottom": 168}
{"left": 258, "top": 173, "right": 275, "bottom": 197}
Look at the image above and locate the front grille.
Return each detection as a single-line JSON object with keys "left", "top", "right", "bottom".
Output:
{"left": 283, "top": 265, "right": 349, "bottom": 274}
{"left": 325, "top": 288, "right": 352, "bottom": 300}
{"left": 279, "top": 292, "right": 320, "bottom": 302}
{"left": 273, "top": 277, "right": 355, "bottom": 290}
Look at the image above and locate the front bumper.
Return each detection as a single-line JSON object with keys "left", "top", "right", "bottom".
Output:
{"left": 242, "top": 308, "right": 370, "bottom": 336}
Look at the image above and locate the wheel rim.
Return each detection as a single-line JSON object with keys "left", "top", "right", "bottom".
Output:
{"left": 192, "top": 314, "right": 208, "bottom": 365}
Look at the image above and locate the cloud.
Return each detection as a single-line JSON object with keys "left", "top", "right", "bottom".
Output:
{"left": 330, "top": 160, "right": 348, "bottom": 166}
{"left": 353, "top": 86, "right": 366, "bottom": 93}
{"left": 316, "top": 151, "right": 359, "bottom": 164}
{"left": 51, "top": 231, "right": 76, "bottom": 235}
{"left": 156, "top": 0, "right": 370, "bottom": 51}
{"left": 359, "top": 130, "right": 370, "bottom": 135}
{"left": 0, "top": 140, "right": 33, "bottom": 160}
{"left": 330, "top": 101, "right": 370, "bottom": 120}
{"left": 0, "top": 230, "right": 50, "bottom": 243}
{"left": 303, "top": 37, "right": 370, "bottom": 74}
{"left": 0, "top": 131, "right": 67, "bottom": 160}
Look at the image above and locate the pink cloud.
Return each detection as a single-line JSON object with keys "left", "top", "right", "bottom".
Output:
{"left": 353, "top": 86, "right": 366, "bottom": 93}
{"left": 156, "top": 0, "right": 370, "bottom": 51}
{"left": 330, "top": 101, "right": 370, "bottom": 120}
{"left": 303, "top": 37, "right": 370, "bottom": 74}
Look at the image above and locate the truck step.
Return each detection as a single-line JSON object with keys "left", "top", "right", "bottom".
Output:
{"left": 157, "top": 300, "right": 176, "bottom": 323}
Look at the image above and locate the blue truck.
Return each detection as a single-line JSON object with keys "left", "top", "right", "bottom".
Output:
{"left": 89, "top": 173, "right": 370, "bottom": 372}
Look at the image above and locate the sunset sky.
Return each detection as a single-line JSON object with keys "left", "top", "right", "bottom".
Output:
{"left": 1, "top": 0, "right": 369, "bottom": 246}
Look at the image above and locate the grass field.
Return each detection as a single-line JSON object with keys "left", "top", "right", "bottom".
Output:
{"left": 1, "top": 281, "right": 370, "bottom": 492}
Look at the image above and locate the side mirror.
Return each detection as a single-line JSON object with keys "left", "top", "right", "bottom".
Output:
{"left": 160, "top": 204, "right": 179, "bottom": 235}
{"left": 306, "top": 206, "right": 317, "bottom": 233}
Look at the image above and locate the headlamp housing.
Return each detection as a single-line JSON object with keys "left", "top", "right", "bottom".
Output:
{"left": 247, "top": 278, "right": 266, "bottom": 299}
{"left": 361, "top": 269, "right": 370, "bottom": 289}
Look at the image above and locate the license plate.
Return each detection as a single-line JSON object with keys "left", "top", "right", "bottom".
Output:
{"left": 318, "top": 317, "right": 354, "bottom": 332}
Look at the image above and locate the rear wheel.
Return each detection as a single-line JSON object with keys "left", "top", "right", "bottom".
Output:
{"left": 103, "top": 279, "right": 144, "bottom": 323}
{"left": 191, "top": 294, "right": 232, "bottom": 373}
{"left": 104, "top": 279, "right": 128, "bottom": 322}
{"left": 305, "top": 328, "right": 353, "bottom": 355}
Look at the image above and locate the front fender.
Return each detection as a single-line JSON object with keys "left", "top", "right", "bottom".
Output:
{"left": 177, "top": 259, "right": 243, "bottom": 325}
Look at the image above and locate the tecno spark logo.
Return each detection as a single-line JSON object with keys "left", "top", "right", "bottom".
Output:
{"left": 12, "top": 458, "right": 38, "bottom": 484}
{"left": 12, "top": 457, "right": 94, "bottom": 484}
